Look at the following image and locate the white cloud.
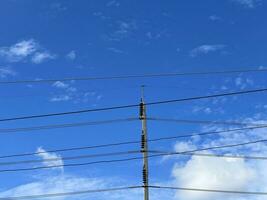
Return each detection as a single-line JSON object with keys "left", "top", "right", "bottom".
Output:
{"left": 50, "top": 81, "right": 103, "bottom": 104}
{"left": 66, "top": 50, "right": 76, "bottom": 60}
{"left": 0, "top": 67, "right": 16, "bottom": 78}
{"left": 190, "top": 45, "right": 226, "bottom": 57}
{"left": 36, "top": 147, "right": 64, "bottom": 169}
{"left": 50, "top": 2, "right": 67, "bottom": 11}
{"left": 0, "top": 175, "right": 109, "bottom": 200}
{"left": 175, "top": 141, "right": 196, "bottom": 152}
{"left": 50, "top": 81, "right": 78, "bottom": 102}
{"left": 0, "top": 174, "right": 173, "bottom": 200}
{"left": 172, "top": 154, "right": 255, "bottom": 200}
{"left": 106, "top": 0, "right": 120, "bottom": 7}
{"left": 0, "top": 39, "right": 55, "bottom": 64}
{"left": 52, "top": 81, "right": 69, "bottom": 89}
{"left": 32, "top": 52, "right": 55, "bottom": 64}
{"left": 171, "top": 118, "right": 267, "bottom": 200}
{"left": 50, "top": 95, "right": 72, "bottom": 102}
{"left": 235, "top": 77, "right": 254, "bottom": 89}
{"left": 105, "top": 20, "right": 137, "bottom": 41}
{"left": 232, "top": 0, "right": 259, "bottom": 8}
{"left": 107, "top": 47, "right": 125, "bottom": 54}
{"left": 0, "top": 39, "right": 38, "bottom": 62}
{"left": 192, "top": 106, "right": 215, "bottom": 115}
{"left": 146, "top": 32, "right": 162, "bottom": 40}
{"left": 209, "top": 15, "right": 222, "bottom": 21}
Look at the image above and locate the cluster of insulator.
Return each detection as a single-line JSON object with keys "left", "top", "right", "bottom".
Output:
{"left": 143, "top": 168, "right": 147, "bottom": 185}
{"left": 141, "top": 134, "right": 145, "bottom": 150}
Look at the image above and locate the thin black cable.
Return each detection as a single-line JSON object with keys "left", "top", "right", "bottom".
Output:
{"left": 147, "top": 117, "right": 265, "bottom": 126}
{"left": 149, "top": 185, "right": 267, "bottom": 196}
{"left": 149, "top": 139, "right": 267, "bottom": 156}
{"left": 0, "top": 104, "right": 139, "bottom": 122}
{"left": 0, "top": 117, "right": 138, "bottom": 134}
{"left": 0, "top": 186, "right": 142, "bottom": 200}
{"left": 1, "top": 68, "right": 267, "bottom": 85}
{"left": 3, "top": 143, "right": 267, "bottom": 167}
{"left": 147, "top": 125, "right": 267, "bottom": 142}
{"left": 0, "top": 140, "right": 141, "bottom": 159}
{"left": 1, "top": 124, "right": 266, "bottom": 160}
{"left": 1, "top": 88, "right": 267, "bottom": 122}
{"left": 154, "top": 152, "right": 267, "bottom": 160}
{"left": 1, "top": 138, "right": 267, "bottom": 173}
{"left": 0, "top": 150, "right": 141, "bottom": 166}
{"left": 0, "top": 117, "right": 261, "bottom": 135}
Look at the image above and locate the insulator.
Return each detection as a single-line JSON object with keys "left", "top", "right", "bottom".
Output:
{"left": 143, "top": 168, "right": 147, "bottom": 184}
{"left": 141, "top": 134, "right": 145, "bottom": 149}
{"left": 139, "top": 103, "right": 144, "bottom": 119}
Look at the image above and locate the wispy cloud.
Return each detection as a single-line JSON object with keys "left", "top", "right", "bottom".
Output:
{"left": 36, "top": 147, "right": 64, "bottom": 170}
{"left": 52, "top": 81, "right": 69, "bottom": 89}
{"left": 235, "top": 76, "right": 254, "bottom": 89}
{"left": 32, "top": 52, "right": 55, "bottom": 64}
{"left": 50, "top": 81, "right": 102, "bottom": 104}
{"left": 106, "top": 0, "right": 120, "bottom": 7}
{"left": 50, "top": 95, "right": 72, "bottom": 102}
{"left": 50, "top": 81, "right": 77, "bottom": 102}
{"left": 105, "top": 20, "right": 137, "bottom": 41}
{"left": 0, "top": 39, "right": 38, "bottom": 62}
{"left": 146, "top": 31, "right": 163, "bottom": 40}
{"left": 209, "top": 15, "right": 222, "bottom": 21}
{"left": 50, "top": 2, "right": 67, "bottom": 11}
{"left": 107, "top": 47, "right": 125, "bottom": 54}
{"left": 0, "top": 39, "right": 56, "bottom": 64}
{"left": 190, "top": 44, "right": 226, "bottom": 57}
{"left": 0, "top": 67, "right": 16, "bottom": 78}
{"left": 66, "top": 50, "right": 76, "bottom": 60}
{"left": 232, "top": 0, "right": 260, "bottom": 8}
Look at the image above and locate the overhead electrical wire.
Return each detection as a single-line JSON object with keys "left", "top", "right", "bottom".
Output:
{"left": 147, "top": 117, "right": 265, "bottom": 126}
{"left": 1, "top": 138, "right": 267, "bottom": 173}
{"left": 156, "top": 152, "right": 267, "bottom": 161}
{"left": 0, "top": 68, "right": 267, "bottom": 85}
{"left": 0, "top": 186, "right": 142, "bottom": 200}
{"left": 0, "top": 150, "right": 141, "bottom": 166}
{"left": 0, "top": 116, "right": 262, "bottom": 136}
{"left": 2, "top": 139, "right": 267, "bottom": 167}
{"left": 1, "top": 185, "right": 267, "bottom": 199}
{"left": 0, "top": 117, "right": 138, "bottom": 134}
{"left": 1, "top": 124, "right": 267, "bottom": 160}
{"left": 1, "top": 87, "right": 267, "bottom": 122}
{"left": 149, "top": 185, "right": 267, "bottom": 196}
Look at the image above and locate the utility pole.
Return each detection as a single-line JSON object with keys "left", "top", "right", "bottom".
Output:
{"left": 140, "top": 85, "right": 149, "bottom": 200}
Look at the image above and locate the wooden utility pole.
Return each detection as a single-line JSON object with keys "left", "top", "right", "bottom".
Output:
{"left": 140, "top": 85, "right": 149, "bottom": 200}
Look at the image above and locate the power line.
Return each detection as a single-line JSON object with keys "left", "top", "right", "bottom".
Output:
{"left": 0, "top": 68, "right": 267, "bottom": 85}
{"left": 1, "top": 138, "right": 267, "bottom": 173}
{"left": 149, "top": 185, "right": 267, "bottom": 196}
{"left": 1, "top": 87, "right": 267, "bottom": 122}
{"left": 1, "top": 124, "right": 266, "bottom": 160}
{"left": 147, "top": 117, "right": 265, "bottom": 126}
{"left": 159, "top": 152, "right": 267, "bottom": 160}
{"left": 149, "top": 138, "right": 267, "bottom": 156}
{"left": 0, "top": 150, "right": 141, "bottom": 166}
{"left": 1, "top": 185, "right": 267, "bottom": 199}
{"left": 0, "top": 186, "right": 142, "bottom": 200}
{"left": 3, "top": 142, "right": 267, "bottom": 168}
{"left": 0, "top": 117, "right": 138, "bottom": 134}
{"left": 0, "top": 139, "right": 141, "bottom": 159}
{"left": 0, "top": 116, "right": 261, "bottom": 135}
{"left": 147, "top": 125, "right": 267, "bottom": 142}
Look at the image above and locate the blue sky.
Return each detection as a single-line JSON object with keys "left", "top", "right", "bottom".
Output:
{"left": 0, "top": 0, "right": 267, "bottom": 199}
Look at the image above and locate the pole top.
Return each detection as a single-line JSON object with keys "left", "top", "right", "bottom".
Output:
{"left": 141, "top": 85, "right": 145, "bottom": 102}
